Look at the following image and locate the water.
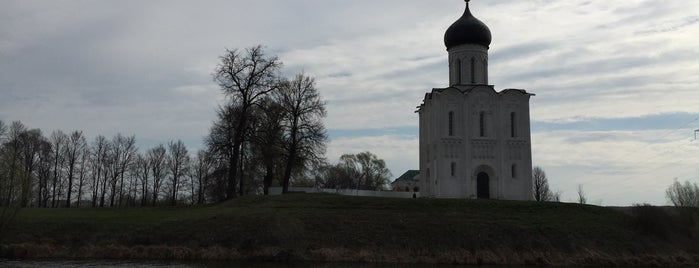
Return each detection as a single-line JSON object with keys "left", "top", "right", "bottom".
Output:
{"left": 0, "top": 259, "right": 541, "bottom": 268}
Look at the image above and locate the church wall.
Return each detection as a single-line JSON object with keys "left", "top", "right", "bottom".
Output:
{"left": 419, "top": 86, "right": 533, "bottom": 200}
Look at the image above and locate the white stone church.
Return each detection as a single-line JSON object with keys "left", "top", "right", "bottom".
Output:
{"left": 417, "top": 1, "right": 533, "bottom": 200}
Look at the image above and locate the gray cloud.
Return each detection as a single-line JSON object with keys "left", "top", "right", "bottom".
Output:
{"left": 1, "top": 0, "right": 699, "bottom": 205}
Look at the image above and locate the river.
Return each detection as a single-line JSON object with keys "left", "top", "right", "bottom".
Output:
{"left": 0, "top": 259, "right": 554, "bottom": 268}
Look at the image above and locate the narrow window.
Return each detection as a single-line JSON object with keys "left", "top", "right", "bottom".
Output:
{"left": 510, "top": 112, "right": 516, "bottom": 138}
{"left": 470, "top": 57, "right": 476, "bottom": 83}
{"left": 511, "top": 164, "right": 517, "bottom": 178}
{"left": 455, "top": 59, "right": 461, "bottom": 84}
{"left": 479, "top": 111, "right": 486, "bottom": 137}
{"left": 451, "top": 162, "right": 456, "bottom": 176}
{"left": 448, "top": 111, "right": 454, "bottom": 136}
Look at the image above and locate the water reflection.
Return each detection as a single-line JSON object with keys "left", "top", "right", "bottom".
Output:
{"left": 0, "top": 259, "right": 550, "bottom": 268}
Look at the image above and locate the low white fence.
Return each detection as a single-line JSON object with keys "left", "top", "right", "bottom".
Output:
{"left": 268, "top": 187, "right": 419, "bottom": 198}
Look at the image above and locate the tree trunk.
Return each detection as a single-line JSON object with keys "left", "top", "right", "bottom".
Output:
{"left": 65, "top": 161, "right": 74, "bottom": 208}
{"left": 282, "top": 122, "right": 299, "bottom": 193}
{"left": 263, "top": 162, "right": 273, "bottom": 195}
{"left": 239, "top": 141, "right": 245, "bottom": 196}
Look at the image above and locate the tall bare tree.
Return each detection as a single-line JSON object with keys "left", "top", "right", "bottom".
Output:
{"left": 0, "top": 121, "right": 31, "bottom": 236}
{"left": 190, "top": 150, "right": 213, "bottom": 204}
{"left": 277, "top": 74, "right": 327, "bottom": 193}
{"left": 532, "top": 166, "right": 553, "bottom": 202}
{"left": 75, "top": 144, "right": 89, "bottom": 207}
{"left": 106, "top": 134, "right": 136, "bottom": 207}
{"left": 89, "top": 135, "right": 109, "bottom": 207}
{"left": 15, "top": 128, "right": 43, "bottom": 207}
{"left": 49, "top": 130, "right": 67, "bottom": 207}
{"left": 148, "top": 144, "right": 168, "bottom": 205}
{"left": 35, "top": 136, "right": 52, "bottom": 207}
{"left": 251, "top": 98, "right": 285, "bottom": 195}
{"left": 64, "top": 130, "right": 86, "bottom": 207}
{"left": 133, "top": 152, "right": 150, "bottom": 206}
{"left": 167, "top": 140, "right": 189, "bottom": 205}
{"left": 206, "top": 102, "right": 238, "bottom": 196}
{"left": 213, "top": 45, "right": 282, "bottom": 199}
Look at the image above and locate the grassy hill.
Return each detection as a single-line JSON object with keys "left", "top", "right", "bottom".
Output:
{"left": 2, "top": 194, "right": 698, "bottom": 266}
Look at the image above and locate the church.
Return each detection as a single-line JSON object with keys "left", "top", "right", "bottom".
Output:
{"left": 417, "top": 1, "right": 533, "bottom": 200}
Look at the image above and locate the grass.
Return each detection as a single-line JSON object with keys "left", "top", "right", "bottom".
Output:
{"left": 2, "top": 194, "right": 698, "bottom": 265}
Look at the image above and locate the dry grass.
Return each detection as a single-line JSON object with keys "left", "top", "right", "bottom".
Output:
{"left": 2, "top": 194, "right": 699, "bottom": 266}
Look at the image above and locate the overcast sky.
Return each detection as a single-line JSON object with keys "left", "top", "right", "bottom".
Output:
{"left": 2, "top": 0, "right": 699, "bottom": 206}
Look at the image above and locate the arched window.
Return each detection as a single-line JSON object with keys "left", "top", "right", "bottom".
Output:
{"left": 451, "top": 162, "right": 456, "bottom": 176}
{"left": 511, "top": 164, "right": 517, "bottom": 178}
{"left": 448, "top": 111, "right": 454, "bottom": 136}
{"left": 510, "top": 112, "right": 516, "bottom": 138}
{"left": 470, "top": 57, "right": 476, "bottom": 83}
{"left": 479, "top": 111, "right": 486, "bottom": 137}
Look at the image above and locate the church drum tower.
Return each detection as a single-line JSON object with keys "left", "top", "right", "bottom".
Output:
{"left": 417, "top": 1, "right": 534, "bottom": 200}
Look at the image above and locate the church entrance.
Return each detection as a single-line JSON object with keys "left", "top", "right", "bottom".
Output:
{"left": 477, "top": 172, "right": 490, "bottom": 199}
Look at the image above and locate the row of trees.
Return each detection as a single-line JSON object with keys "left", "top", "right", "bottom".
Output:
{"left": 0, "top": 117, "right": 394, "bottom": 209}
{"left": 0, "top": 120, "right": 216, "bottom": 208}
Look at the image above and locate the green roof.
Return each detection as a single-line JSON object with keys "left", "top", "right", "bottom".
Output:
{"left": 392, "top": 170, "right": 419, "bottom": 183}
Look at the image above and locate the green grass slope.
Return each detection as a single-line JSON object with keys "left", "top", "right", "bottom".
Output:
{"left": 2, "top": 194, "right": 698, "bottom": 266}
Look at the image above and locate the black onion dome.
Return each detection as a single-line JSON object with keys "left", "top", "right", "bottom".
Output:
{"left": 444, "top": 2, "right": 492, "bottom": 49}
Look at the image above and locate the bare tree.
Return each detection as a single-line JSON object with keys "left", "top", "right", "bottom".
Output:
{"left": 75, "top": 142, "right": 89, "bottom": 207}
{"left": 213, "top": 45, "right": 282, "bottom": 199}
{"left": 117, "top": 135, "right": 136, "bottom": 206}
{"left": 49, "top": 130, "right": 67, "bottom": 208}
{"left": 167, "top": 140, "right": 189, "bottom": 205}
{"left": 190, "top": 150, "right": 213, "bottom": 204}
{"left": 0, "top": 121, "right": 31, "bottom": 236}
{"left": 277, "top": 74, "right": 327, "bottom": 193}
{"left": 89, "top": 135, "right": 109, "bottom": 207}
{"left": 133, "top": 153, "right": 150, "bottom": 206}
{"left": 16, "top": 128, "right": 43, "bottom": 207}
{"left": 532, "top": 166, "right": 552, "bottom": 202}
{"left": 148, "top": 144, "right": 168, "bottom": 205}
{"left": 35, "top": 137, "right": 52, "bottom": 207}
{"left": 64, "top": 130, "right": 86, "bottom": 207}
{"left": 206, "top": 102, "right": 238, "bottom": 196}
{"left": 577, "top": 184, "right": 587, "bottom": 204}
{"left": 251, "top": 98, "right": 285, "bottom": 195}
{"left": 666, "top": 179, "right": 699, "bottom": 207}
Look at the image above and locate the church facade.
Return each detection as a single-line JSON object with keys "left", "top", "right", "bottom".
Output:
{"left": 417, "top": 1, "right": 533, "bottom": 200}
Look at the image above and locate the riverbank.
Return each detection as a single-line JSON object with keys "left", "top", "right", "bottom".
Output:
{"left": 2, "top": 194, "right": 698, "bottom": 266}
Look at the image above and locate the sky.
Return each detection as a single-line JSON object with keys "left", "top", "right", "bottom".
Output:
{"left": 1, "top": 0, "right": 699, "bottom": 206}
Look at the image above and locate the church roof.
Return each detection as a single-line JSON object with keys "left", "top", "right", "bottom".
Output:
{"left": 425, "top": 85, "right": 533, "bottom": 98}
{"left": 444, "top": 1, "right": 492, "bottom": 49}
{"left": 416, "top": 86, "right": 534, "bottom": 112}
